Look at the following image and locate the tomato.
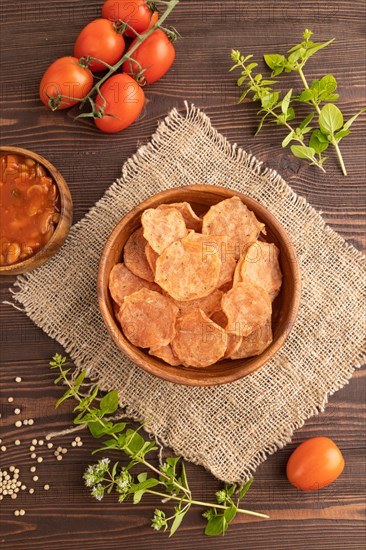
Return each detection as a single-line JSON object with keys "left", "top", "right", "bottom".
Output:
{"left": 94, "top": 74, "right": 144, "bottom": 133}
{"left": 286, "top": 437, "right": 345, "bottom": 491}
{"left": 39, "top": 57, "right": 93, "bottom": 110}
{"left": 102, "top": 0, "right": 157, "bottom": 37}
{"left": 122, "top": 29, "right": 175, "bottom": 85}
{"left": 74, "top": 19, "right": 125, "bottom": 73}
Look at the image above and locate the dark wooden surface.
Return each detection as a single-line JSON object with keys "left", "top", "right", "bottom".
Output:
{"left": 0, "top": 1, "right": 365, "bottom": 548}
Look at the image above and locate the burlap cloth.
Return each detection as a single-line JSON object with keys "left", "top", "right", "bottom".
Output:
{"left": 11, "top": 103, "right": 366, "bottom": 484}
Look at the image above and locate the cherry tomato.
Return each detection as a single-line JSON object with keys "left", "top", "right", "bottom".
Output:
{"left": 94, "top": 74, "right": 144, "bottom": 133}
{"left": 122, "top": 29, "right": 175, "bottom": 85}
{"left": 74, "top": 19, "right": 125, "bottom": 73}
{"left": 102, "top": 0, "right": 157, "bottom": 37}
{"left": 39, "top": 57, "right": 93, "bottom": 110}
{"left": 286, "top": 437, "right": 345, "bottom": 491}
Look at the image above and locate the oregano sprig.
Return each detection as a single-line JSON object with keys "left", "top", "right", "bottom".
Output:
{"left": 50, "top": 354, "right": 269, "bottom": 537}
{"left": 231, "top": 29, "right": 366, "bottom": 175}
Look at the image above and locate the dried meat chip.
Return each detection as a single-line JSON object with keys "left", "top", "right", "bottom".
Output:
{"left": 172, "top": 288, "right": 223, "bottom": 317}
{"left": 186, "top": 232, "right": 236, "bottom": 288}
{"left": 141, "top": 207, "right": 188, "bottom": 255}
{"left": 109, "top": 263, "right": 159, "bottom": 306}
{"left": 229, "top": 321, "right": 273, "bottom": 359}
{"left": 158, "top": 202, "right": 202, "bottom": 231}
{"left": 155, "top": 238, "right": 221, "bottom": 301}
{"left": 145, "top": 243, "right": 159, "bottom": 275}
{"left": 117, "top": 288, "right": 178, "bottom": 349}
{"left": 171, "top": 308, "right": 227, "bottom": 368}
{"left": 149, "top": 344, "right": 181, "bottom": 366}
{"left": 202, "top": 196, "right": 265, "bottom": 259}
{"left": 124, "top": 227, "right": 155, "bottom": 282}
{"left": 210, "top": 310, "right": 242, "bottom": 358}
{"left": 235, "top": 240, "right": 282, "bottom": 300}
{"left": 222, "top": 281, "right": 272, "bottom": 337}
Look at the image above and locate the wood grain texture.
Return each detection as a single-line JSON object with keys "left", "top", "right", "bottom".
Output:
{"left": 0, "top": 0, "right": 365, "bottom": 548}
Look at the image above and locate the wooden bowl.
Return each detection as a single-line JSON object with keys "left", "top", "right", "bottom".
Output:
{"left": 98, "top": 185, "right": 301, "bottom": 386}
{"left": 0, "top": 146, "right": 73, "bottom": 275}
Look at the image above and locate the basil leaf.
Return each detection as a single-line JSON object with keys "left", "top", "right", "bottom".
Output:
{"left": 343, "top": 107, "right": 366, "bottom": 131}
{"left": 100, "top": 389, "right": 119, "bottom": 415}
{"left": 319, "top": 104, "right": 343, "bottom": 135}
{"left": 263, "top": 54, "right": 285, "bottom": 70}
{"left": 290, "top": 145, "right": 316, "bottom": 161}
{"left": 309, "top": 130, "right": 330, "bottom": 153}
{"left": 238, "top": 477, "right": 254, "bottom": 499}
{"left": 281, "top": 89, "right": 292, "bottom": 115}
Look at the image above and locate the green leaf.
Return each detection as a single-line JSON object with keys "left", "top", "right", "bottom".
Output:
{"left": 100, "top": 390, "right": 119, "bottom": 415}
{"left": 169, "top": 508, "right": 188, "bottom": 537}
{"left": 290, "top": 145, "right": 316, "bottom": 161}
{"left": 224, "top": 505, "right": 237, "bottom": 526}
{"left": 334, "top": 129, "right": 350, "bottom": 140}
{"left": 55, "top": 389, "right": 73, "bottom": 408}
{"left": 299, "top": 112, "right": 314, "bottom": 130}
{"left": 343, "top": 107, "right": 366, "bottom": 131}
{"left": 88, "top": 421, "right": 108, "bottom": 438}
{"left": 281, "top": 89, "right": 292, "bottom": 115}
{"left": 205, "top": 514, "right": 225, "bottom": 536}
{"left": 282, "top": 132, "right": 294, "bottom": 147}
{"left": 286, "top": 107, "right": 296, "bottom": 121}
{"left": 319, "top": 74, "right": 337, "bottom": 95}
{"left": 255, "top": 113, "right": 269, "bottom": 135}
{"left": 309, "top": 130, "right": 330, "bottom": 153}
{"left": 124, "top": 429, "right": 146, "bottom": 455}
{"left": 263, "top": 54, "right": 285, "bottom": 71}
{"left": 246, "top": 62, "right": 258, "bottom": 73}
{"left": 73, "top": 371, "right": 86, "bottom": 391}
{"left": 319, "top": 103, "right": 343, "bottom": 135}
{"left": 298, "top": 89, "right": 314, "bottom": 102}
{"left": 237, "top": 75, "right": 247, "bottom": 87}
{"left": 131, "top": 478, "right": 159, "bottom": 504}
{"left": 238, "top": 88, "right": 250, "bottom": 103}
{"left": 261, "top": 91, "right": 279, "bottom": 109}
{"left": 137, "top": 472, "right": 147, "bottom": 482}
{"left": 303, "top": 38, "right": 335, "bottom": 60}
{"left": 238, "top": 478, "right": 253, "bottom": 499}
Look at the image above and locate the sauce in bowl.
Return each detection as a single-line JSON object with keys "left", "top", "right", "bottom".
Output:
{"left": 0, "top": 152, "right": 60, "bottom": 266}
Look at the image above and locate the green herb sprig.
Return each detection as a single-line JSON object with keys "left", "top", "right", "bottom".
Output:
{"left": 230, "top": 29, "right": 366, "bottom": 175}
{"left": 50, "top": 354, "right": 268, "bottom": 537}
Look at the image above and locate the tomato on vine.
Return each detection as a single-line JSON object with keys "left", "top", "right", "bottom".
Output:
{"left": 122, "top": 29, "right": 175, "bottom": 84}
{"left": 286, "top": 437, "right": 345, "bottom": 491}
{"left": 94, "top": 74, "right": 145, "bottom": 133}
{"left": 39, "top": 57, "right": 94, "bottom": 111}
{"left": 74, "top": 19, "right": 125, "bottom": 73}
{"left": 102, "top": 0, "right": 158, "bottom": 37}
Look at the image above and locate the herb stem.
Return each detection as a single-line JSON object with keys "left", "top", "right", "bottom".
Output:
{"left": 58, "top": 369, "right": 190, "bottom": 498}
{"left": 298, "top": 66, "right": 347, "bottom": 175}
{"left": 145, "top": 490, "right": 269, "bottom": 518}
{"left": 298, "top": 67, "right": 321, "bottom": 116}
{"left": 240, "top": 60, "right": 325, "bottom": 173}
{"left": 332, "top": 139, "right": 347, "bottom": 176}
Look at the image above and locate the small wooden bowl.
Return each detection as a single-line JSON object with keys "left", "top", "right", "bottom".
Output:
{"left": 98, "top": 185, "right": 301, "bottom": 386}
{"left": 0, "top": 146, "right": 73, "bottom": 275}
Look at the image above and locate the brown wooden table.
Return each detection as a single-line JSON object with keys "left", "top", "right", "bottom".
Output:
{"left": 1, "top": 1, "right": 365, "bottom": 548}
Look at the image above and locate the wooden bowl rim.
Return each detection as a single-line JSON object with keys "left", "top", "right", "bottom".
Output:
{"left": 98, "top": 184, "right": 301, "bottom": 386}
{"left": 0, "top": 145, "right": 73, "bottom": 275}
